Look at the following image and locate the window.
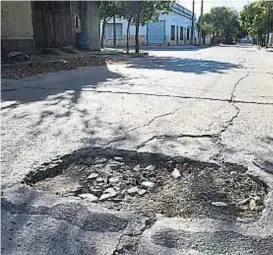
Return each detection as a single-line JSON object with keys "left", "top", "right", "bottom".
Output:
{"left": 104, "top": 23, "right": 123, "bottom": 40}
{"left": 187, "top": 27, "right": 190, "bottom": 41}
{"left": 171, "top": 25, "right": 175, "bottom": 40}
{"left": 180, "top": 26, "right": 183, "bottom": 40}
{"left": 75, "top": 16, "right": 79, "bottom": 29}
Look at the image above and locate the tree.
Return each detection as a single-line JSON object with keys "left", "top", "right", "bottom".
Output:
{"left": 200, "top": 7, "right": 240, "bottom": 43}
{"left": 1, "top": 41, "right": 8, "bottom": 64}
{"left": 197, "top": 13, "right": 214, "bottom": 40}
{"left": 99, "top": 1, "right": 122, "bottom": 48}
{"left": 121, "top": 1, "right": 173, "bottom": 53}
{"left": 99, "top": 1, "right": 173, "bottom": 53}
{"left": 118, "top": 2, "right": 135, "bottom": 54}
{"left": 240, "top": 1, "right": 273, "bottom": 46}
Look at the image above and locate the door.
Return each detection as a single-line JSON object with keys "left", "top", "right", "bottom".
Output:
{"left": 43, "top": 1, "right": 73, "bottom": 47}
{"left": 147, "top": 21, "right": 165, "bottom": 44}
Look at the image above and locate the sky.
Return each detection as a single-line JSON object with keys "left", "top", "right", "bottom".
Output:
{"left": 179, "top": 0, "right": 256, "bottom": 17}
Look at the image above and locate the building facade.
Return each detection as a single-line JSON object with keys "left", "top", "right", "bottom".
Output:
{"left": 1, "top": 1, "right": 36, "bottom": 54}
{"left": 103, "top": 2, "right": 198, "bottom": 46}
{"left": 1, "top": 1, "right": 100, "bottom": 54}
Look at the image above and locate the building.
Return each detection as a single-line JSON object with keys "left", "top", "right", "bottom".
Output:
{"left": 103, "top": 2, "right": 198, "bottom": 47}
{"left": 103, "top": 18, "right": 147, "bottom": 47}
{"left": 1, "top": 1, "right": 100, "bottom": 54}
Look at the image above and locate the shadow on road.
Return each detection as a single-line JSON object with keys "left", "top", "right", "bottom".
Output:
{"left": 126, "top": 56, "right": 239, "bottom": 74}
{"left": 1, "top": 65, "right": 123, "bottom": 105}
{"left": 143, "top": 46, "right": 209, "bottom": 52}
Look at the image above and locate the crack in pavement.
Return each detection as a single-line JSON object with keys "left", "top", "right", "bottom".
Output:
{"left": 212, "top": 71, "right": 249, "bottom": 163}
{"left": 112, "top": 216, "right": 157, "bottom": 255}
{"left": 135, "top": 71, "right": 249, "bottom": 154}
{"left": 103, "top": 71, "right": 255, "bottom": 152}
{"left": 128, "top": 108, "right": 181, "bottom": 132}
{"left": 136, "top": 133, "right": 214, "bottom": 150}
{"left": 104, "top": 137, "right": 128, "bottom": 147}
{"left": 230, "top": 72, "right": 250, "bottom": 102}
{"left": 253, "top": 160, "right": 273, "bottom": 175}
{"left": 219, "top": 105, "right": 240, "bottom": 136}
{"left": 2, "top": 86, "right": 273, "bottom": 106}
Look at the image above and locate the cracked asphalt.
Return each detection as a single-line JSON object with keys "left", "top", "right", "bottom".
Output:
{"left": 1, "top": 45, "right": 273, "bottom": 254}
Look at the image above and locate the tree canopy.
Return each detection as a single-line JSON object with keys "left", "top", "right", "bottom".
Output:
{"left": 240, "top": 0, "right": 273, "bottom": 45}
{"left": 99, "top": 1, "right": 122, "bottom": 22}
{"left": 123, "top": 1, "right": 173, "bottom": 53}
{"left": 199, "top": 7, "right": 240, "bottom": 40}
{"left": 99, "top": 1, "right": 173, "bottom": 53}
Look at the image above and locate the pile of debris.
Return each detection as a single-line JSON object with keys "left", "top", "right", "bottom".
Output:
{"left": 1, "top": 55, "right": 109, "bottom": 79}
{"left": 30, "top": 154, "right": 267, "bottom": 221}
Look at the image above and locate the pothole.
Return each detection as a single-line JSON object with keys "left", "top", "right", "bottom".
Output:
{"left": 23, "top": 148, "right": 267, "bottom": 221}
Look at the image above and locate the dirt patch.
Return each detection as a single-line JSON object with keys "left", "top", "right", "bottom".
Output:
{"left": 1, "top": 56, "right": 108, "bottom": 79}
{"left": 1, "top": 53, "right": 147, "bottom": 79}
{"left": 24, "top": 149, "right": 267, "bottom": 221}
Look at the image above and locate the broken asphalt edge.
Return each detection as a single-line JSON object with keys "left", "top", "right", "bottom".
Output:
{"left": 2, "top": 145, "right": 273, "bottom": 254}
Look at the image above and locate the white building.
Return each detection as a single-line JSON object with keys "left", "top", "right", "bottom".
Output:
{"left": 103, "top": 2, "right": 198, "bottom": 46}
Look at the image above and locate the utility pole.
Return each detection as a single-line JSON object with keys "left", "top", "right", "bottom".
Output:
{"left": 113, "top": 15, "right": 116, "bottom": 47}
{"left": 199, "top": 0, "right": 204, "bottom": 45}
{"left": 267, "top": 1, "right": 272, "bottom": 47}
{"left": 191, "top": 0, "right": 195, "bottom": 45}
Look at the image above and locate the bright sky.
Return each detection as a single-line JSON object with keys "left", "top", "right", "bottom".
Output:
{"left": 179, "top": 0, "right": 256, "bottom": 17}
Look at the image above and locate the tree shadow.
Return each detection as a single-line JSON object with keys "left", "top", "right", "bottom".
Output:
{"left": 125, "top": 56, "right": 239, "bottom": 74}
{"left": 1, "top": 183, "right": 128, "bottom": 255}
{"left": 1, "top": 64, "right": 123, "bottom": 105}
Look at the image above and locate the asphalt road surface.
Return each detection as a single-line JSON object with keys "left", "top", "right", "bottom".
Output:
{"left": 2, "top": 45, "right": 273, "bottom": 254}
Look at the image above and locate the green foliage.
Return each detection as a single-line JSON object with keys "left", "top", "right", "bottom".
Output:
{"left": 119, "top": 1, "right": 173, "bottom": 25}
{"left": 99, "top": 1, "right": 173, "bottom": 26}
{"left": 99, "top": 1, "right": 174, "bottom": 52}
{"left": 200, "top": 7, "right": 240, "bottom": 39}
{"left": 99, "top": 1, "right": 122, "bottom": 21}
{"left": 240, "top": 0, "right": 272, "bottom": 45}
{"left": 119, "top": 1, "right": 174, "bottom": 53}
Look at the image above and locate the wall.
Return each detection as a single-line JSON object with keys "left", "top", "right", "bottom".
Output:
{"left": 1, "top": 1, "right": 36, "bottom": 53}
{"left": 103, "top": 4, "right": 196, "bottom": 46}
{"left": 106, "top": 17, "right": 147, "bottom": 36}
{"left": 71, "top": 1, "right": 82, "bottom": 37}
{"left": 104, "top": 35, "right": 147, "bottom": 47}
{"left": 81, "top": 1, "right": 100, "bottom": 51}
{"left": 163, "top": 12, "right": 194, "bottom": 45}
{"left": 104, "top": 17, "right": 147, "bottom": 46}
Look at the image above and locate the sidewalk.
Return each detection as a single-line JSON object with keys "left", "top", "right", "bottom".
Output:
{"left": 104, "top": 44, "right": 210, "bottom": 52}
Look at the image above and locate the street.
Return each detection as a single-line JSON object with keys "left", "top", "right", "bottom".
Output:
{"left": 2, "top": 45, "right": 273, "bottom": 254}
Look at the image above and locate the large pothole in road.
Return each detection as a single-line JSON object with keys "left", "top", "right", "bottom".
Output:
{"left": 23, "top": 148, "right": 267, "bottom": 221}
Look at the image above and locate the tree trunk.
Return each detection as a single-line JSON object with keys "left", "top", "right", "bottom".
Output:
{"left": 1, "top": 41, "right": 8, "bottom": 64}
{"left": 113, "top": 15, "right": 116, "bottom": 47}
{"left": 135, "top": 17, "right": 140, "bottom": 54}
{"left": 126, "top": 17, "right": 132, "bottom": 54}
{"left": 101, "top": 17, "right": 107, "bottom": 49}
{"left": 259, "top": 34, "right": 265, "bottom": 47}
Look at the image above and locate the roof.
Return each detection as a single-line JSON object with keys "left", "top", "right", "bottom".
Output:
{"left": 172, "top": 2, "right": 196, "bottom": 20}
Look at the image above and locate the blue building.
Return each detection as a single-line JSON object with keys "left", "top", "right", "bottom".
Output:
{"left": 103, "top": 2, "right": 198, "bottom": 46}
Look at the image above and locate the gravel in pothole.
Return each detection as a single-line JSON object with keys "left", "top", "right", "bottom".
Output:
{"left": 30, "top": 156, "right": 267, "bottom": 221}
